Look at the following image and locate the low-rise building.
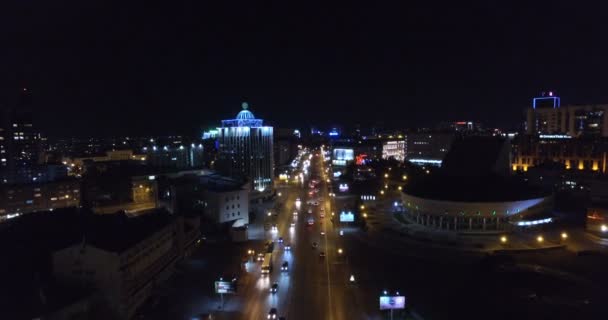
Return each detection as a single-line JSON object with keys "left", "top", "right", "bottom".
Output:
{"left": 0, "top": 179, "right": 81, "bottom": 222}
{"left": 52, "top": 210, "right": 181, "bottom": 319}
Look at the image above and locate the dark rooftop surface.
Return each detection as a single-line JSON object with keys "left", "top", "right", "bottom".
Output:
{"left": 404, "top": 174, "right": 550, "bottom": 202}
{"left": 441, "top": 136, "right": 507, "bottom": 176}
{"left": 85, "top": 208, "right": 173, "bottom": 253}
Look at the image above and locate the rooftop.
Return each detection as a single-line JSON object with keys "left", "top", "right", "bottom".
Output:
{"left": 403, "top": 174, "right": 550, "bottom": 202}
{"left": 84, "top": 208, "right": 173, "bottom": 253}
{"left": 221, "top": 102, "right": 265, "bottom": 127}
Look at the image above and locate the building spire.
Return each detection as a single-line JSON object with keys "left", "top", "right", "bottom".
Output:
{"left": 241, "top": 102, "right": 249, "bottom": 110}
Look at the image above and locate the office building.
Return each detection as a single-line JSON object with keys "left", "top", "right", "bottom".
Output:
{"left": 274, "top": 128, "right": 300, "bottom": 168}
{"left": 525, "top": 93, "right": 608, "bottom": 137}
{"left": 52, "top": 210, "right": 183, "bottom": 319}
{"left": 406, "top": 132, "right": 455, "bottom": 167}
{"left": 217, "top": 102, "right": 274, "bottom": 194}
{"left": 512, "top": 134, "right": 608, "bottom": 173}
{"left": 0, "top": 178, "right": 81, "bottom": 221}
{"left": 144, "top": 144, "right": 204, "bottom": 169}
{"left": 382, "top": 140, "right": 406, "bottom": 161}
{"left": 0, "top": 89, "right": 43, "bottom": 184}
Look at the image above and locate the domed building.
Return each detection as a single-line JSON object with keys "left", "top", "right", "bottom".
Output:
{"left": 217, "top": 102, "right": 274, "bottom": 196}
{"left": 401, "top": 136, "right": 553, "bottom": 232}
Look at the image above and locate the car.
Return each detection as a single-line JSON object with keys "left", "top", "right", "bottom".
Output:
{"left": 271, "top": 225, "right": 278, "bottom": 232}
{"left": 293, "top": 211, "right": 298, "bottom": 216}
{"left": 284, "top": 243, "right": 291, "bottom": 250}
{"left": 307, "top": 218, "right": 314, "bottom": 225}
{"left": 320, "top": 213, "right": 325, "bottom": 218}
{"left": 308, "top": 208, "right": 313, "bottom": 214}
{"left": 270, "top": 283, "right": 278, "bottom": 293}
{"left": 319, "top": 251, "right": 326, "bottom": 258}
{"left": 257, "top": 253, "right": 265, "bottom": 261}
{"left": 312, "top": 202, "right": 319, "bottom": 206}
{"left": 312, "top": 242, "right": 318, "bottom": 248}
{"left": 290, "top": 222, "right": 295, "bottom": 228}
{"left": 320, "top": 231, "right": 325, "bottom": 236}
{"left": 281, "top": 261, "right": 289, "bottom": 271}
{"left": 268, "top": 308, "right": 278, "bottom": 319}
{"left": 278, "top": 237, "right": 284, "bottom": 243}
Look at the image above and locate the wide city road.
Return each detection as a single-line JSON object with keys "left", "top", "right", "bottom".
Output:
{"left": 231, "top": 149, "right": 368, "bottom": 320}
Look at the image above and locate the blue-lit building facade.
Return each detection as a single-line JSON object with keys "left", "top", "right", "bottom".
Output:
{"left": 218, "top": 103, "right": 274, "bottom": 194}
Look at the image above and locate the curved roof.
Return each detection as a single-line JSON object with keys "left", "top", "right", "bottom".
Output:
{"left": 236, "top": 109, "right": 255, "bottom": 120}
{"left": 221, "top": 102, "right": 264, "bottom": 127}
{"left": 403, "top": 174, "right": 550, "bottom": 202}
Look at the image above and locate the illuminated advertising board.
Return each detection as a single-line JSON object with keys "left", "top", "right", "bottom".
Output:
{"left": 215, "top": 281, "right": 236, "bottom": 294}
{"left": 339, "top": 211, "right": 355, "bottom": 222}
{"left": 333, "top": 148, "right": 354, "bottom": 161}
{"left": 379, "top": 296, "right": 406, "bottom": 310}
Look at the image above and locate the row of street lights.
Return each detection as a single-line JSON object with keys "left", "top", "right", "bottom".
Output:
{"left": 499, "top": 232, "right": 568, "bottom": 244}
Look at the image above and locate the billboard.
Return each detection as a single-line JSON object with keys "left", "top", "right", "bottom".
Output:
{"left": 340, "top": 211, "right": 354, "bottom": 222}
{"left": 215, "top": 281, "right": 236, "bottom": 294}
{"left": 333, "top": 148, "right": 354, "bottom": 160}
{"left": 379, "top": 296, "right": 406, "bottom": 310}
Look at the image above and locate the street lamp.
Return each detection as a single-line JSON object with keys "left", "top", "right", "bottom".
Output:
{"left": 363, "top": 213, "right": 368, "bottom": 218}
{"left": 397, "top": 186, "right": 402, "bottom": 191}
{"left": 338, "top": 248, "right": 343, "bottom": 255}
{"left": 384, "top": 173, "right": 389, "bottom": 178}
{"left": 267, "top": 212, "right": 272, "bottom": 217}
{"left": 500, "top": 235, "right": 507, "bottom": 244}
{"left": 602, "top": 224, "right": 608, "bottom": 232}
{"left": 278, "top": 192, "right": 282, "bottom": 197}
{"left": 384, "top": 184, "right": 388, "bottom": 189}
{"left": 360, "top": 205, "right": 365, "bottom": 210}
{"left": 380, "top": 190, "right": 385, "bottom": 195}
{"left": 402, "top": 175, "right": 407, "bottom": 181}
{"left": 561, "top": 232, "right": 568, "bottom": 240}
{"left": 537, "top": 235, "right": 544, "bottom": 243}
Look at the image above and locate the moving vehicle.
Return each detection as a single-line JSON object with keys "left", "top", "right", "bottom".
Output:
{"left": 284, "top": 244, "right": 291, "bottom": 251}
{"left": 261, "top": 253, "right": 273, "bottom": 274}
{"left": 278, "top": 237, "right": 284, "bottom": 243}
{"left": 312, "top": 242, "right": 318, "bottom": 248}
{"left": 257, "top": 253, "right": 265, "bottom": 262}
{"left": 271, "top": 224, "right": 278, "bottom": 232}
{"left": 320, "top": 231, "right": 325, "bottom": 236}
{"left": 281, "top": 261, "right": 289, "bottom": 271}
{"left": 290, "top": 222, "right": 295, "bottom": 228}
{"left": 268, "top": 308, "right": 278, "bottom": 319}
{"left": 270, "top": 283, "right": 278, "bottom": 293}
{"left": 308, "top": 218, "right": 314, "bottom": 225}
{"left": 319, "top": 251, "right": 326, "bottom": 258}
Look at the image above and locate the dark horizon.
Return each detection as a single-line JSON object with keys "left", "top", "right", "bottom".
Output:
{"left": 2, "top": 1, "right": 608, "bottom": 137}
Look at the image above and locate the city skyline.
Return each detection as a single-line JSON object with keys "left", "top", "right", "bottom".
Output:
{"left": 2, "top": 1, "right": 608, "bottom": 136}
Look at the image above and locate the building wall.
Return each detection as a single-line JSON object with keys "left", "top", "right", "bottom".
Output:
{"left": 526, "top": 104, "right": 608, "bottom": 137}
{"left": 382, "top": 140, "right": 406, "bottom": 161}
{"left": 0, "top": 179, "right": 81, "bottom": 221}
{"left": 512, "top": 136, "right": 607, "bottom": 173}
{"left": 218, "top": 126, "right": 274, "bottom": 192}
{"left": 53, "top": 222, "right": 179, "bottom": 319}
{"left": 401, "top": 192, "right": 553, "bottom": 231}
{"left": 205, "top": 188, "right": 249, "bottom": 226}
{"left": 405, "top": 133, "right": 454, "bottom": 164}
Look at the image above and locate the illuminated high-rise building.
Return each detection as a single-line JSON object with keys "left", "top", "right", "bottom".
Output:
{"left": 0, "top": 88, "right": 43, "bottom": 184}
{"left": 218, "top": 102, "right": 274, "bottom": 194}
{"left": 526, "top": 92, "right": 608, "bottom": 137}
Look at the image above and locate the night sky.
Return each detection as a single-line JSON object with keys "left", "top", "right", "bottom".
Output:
{"left": 1, "top": 1, "right": 608, "bottom": 137}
